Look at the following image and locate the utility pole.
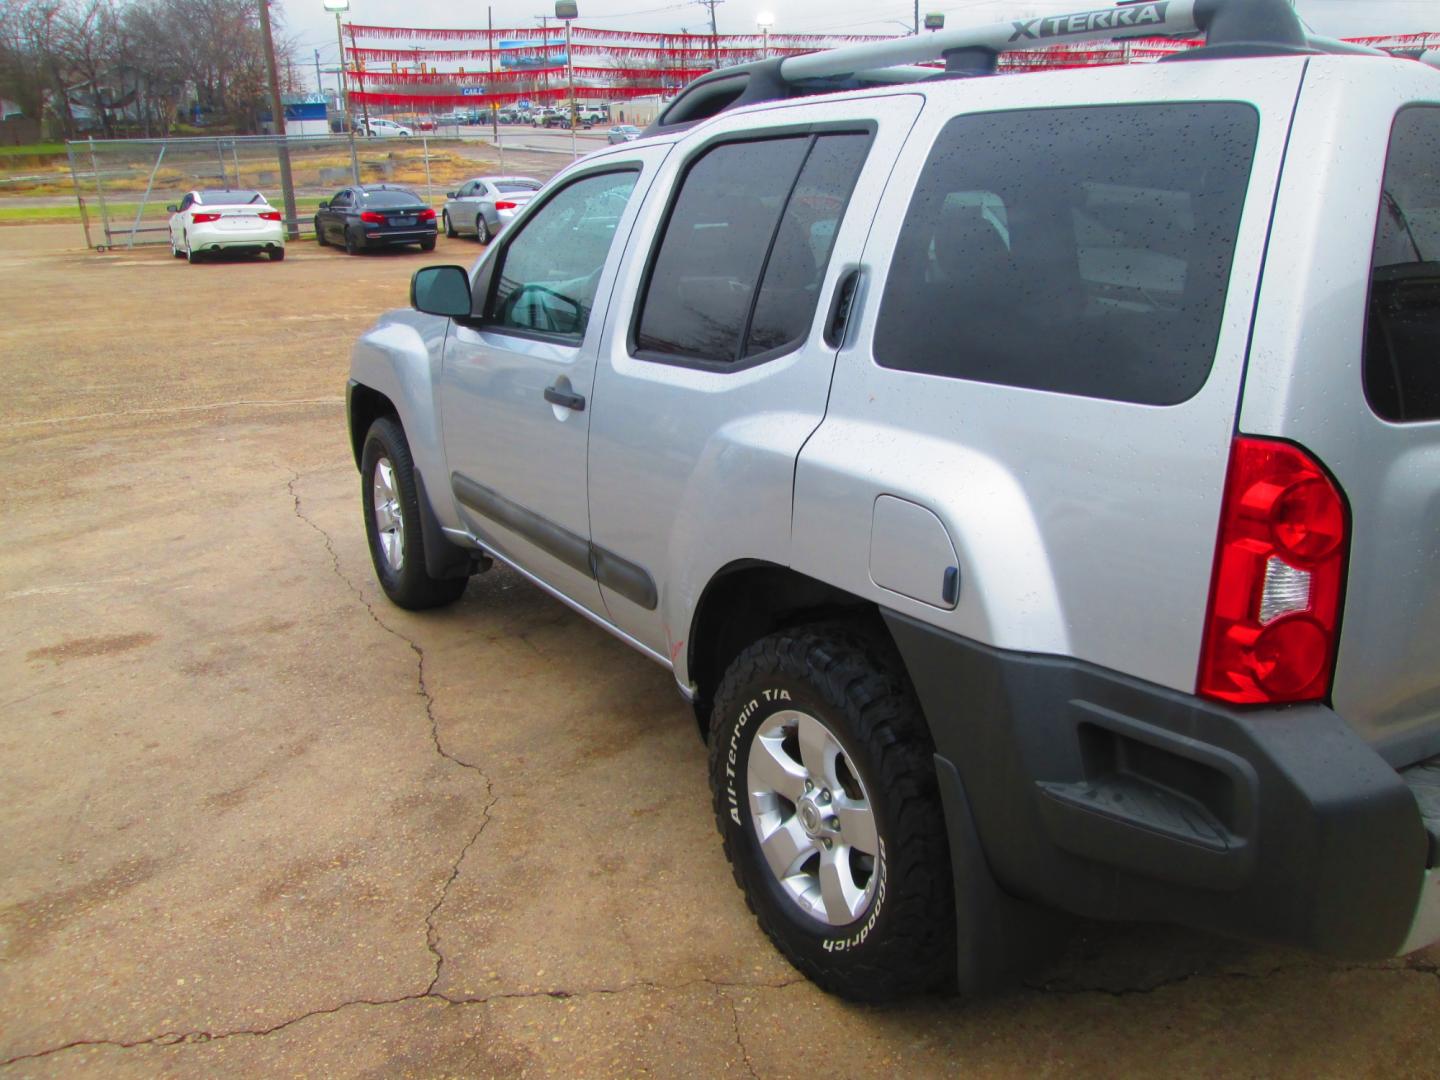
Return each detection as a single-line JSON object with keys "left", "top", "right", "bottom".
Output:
{"left": 314, "top": 48, "right": 323, "bottom": 93}
{"left": 693, "top": 0, "right": 723, "bottom": 69}
{"left": 257, "top": 0, "right": 299, "bottom": 238}
{"left": 914, "top": 0, "right": 919, "bottom": 34}
{"left": 489, "top": 6, "right": 499, "bottom": 140}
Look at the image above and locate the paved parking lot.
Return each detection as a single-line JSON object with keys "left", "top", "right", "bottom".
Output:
{"left": 1, "top": 223, "right": 1437, "bottom": 1078}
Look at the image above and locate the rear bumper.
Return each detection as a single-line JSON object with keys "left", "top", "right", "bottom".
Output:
{"left": 190, "top": 223, "right": 283, "bottom": 251}
{"left": 362, "top": 228, "right": 437, "bottom": 246}
{"left": 884, "top": 611, "right": 1438, "bottom": 960}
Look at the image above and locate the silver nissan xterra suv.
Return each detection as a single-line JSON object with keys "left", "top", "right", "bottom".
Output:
{"left": 346, "top": 0, "right": 1440, "bottom": 1000}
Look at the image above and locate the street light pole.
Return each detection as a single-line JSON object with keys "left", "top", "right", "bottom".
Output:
{"left": 324, "top": 0, "right": 361, "bottom": 183}
{"left": 556, "top": 1, "right": 578, "bottom": 158}
{"left": 757, "top": 11, "right": 774, "bottom": 59}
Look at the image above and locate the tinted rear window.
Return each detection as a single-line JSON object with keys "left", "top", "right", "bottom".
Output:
{"left": 634, "top": 131, "right": 870, "bottom": 366}
{"left": 200, "top": 189, "right": 263, "bottom": 204}
{"left": 362, "top": 190, "right": 423, "bottom": 207}
{"left": 873, "top": 103, "right": 1259, "bottom": 405}
{"left": 495, "top": 180, "right": 540, "bottom": 193}
{"left": 1364, "top": 105, "right": 1440, "bottom": 424}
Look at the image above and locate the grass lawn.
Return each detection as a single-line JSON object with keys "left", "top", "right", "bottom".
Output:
{"left": 0, "top": 143, "right": 67, "bottom": 157}
{"left": 0, "top": 196, "right": 328, "bottom": 226}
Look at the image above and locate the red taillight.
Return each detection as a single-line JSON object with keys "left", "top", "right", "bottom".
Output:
{"left": 191, "top": 212, "right": 221, "bottom": 223}
{"left": 359, "top": 211, "right": 385, "bottom": 224}
{"left": 258, "top": 210, "right": 281, "bottom": 221}
{"left": 494, "top": 200, "right": 517, "bottom": 211}
{"left": 418, "top": 208, "right": 437, "bottom": 221}
{"left": 1197, "top": 437, "right": 1349, "bottom": 705}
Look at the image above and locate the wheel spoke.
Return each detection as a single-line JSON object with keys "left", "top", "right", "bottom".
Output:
{"left": 797, "top": 713, "right": 840, "bottom": 789}
{"left": 833, "top": 796, "right": 878, "bottom": 855}
{"left": 818, "top": 845, "right": 864, "bottom": 924}
{"left": 759, "top": 817, "right": 815, "bottom": 880}
{"left": 748, "top": 733, "right": 807, "bottom": 803}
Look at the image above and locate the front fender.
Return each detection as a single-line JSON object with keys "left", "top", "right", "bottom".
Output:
{"left": 348, "top": 309, "right": 460, "bottom": 533}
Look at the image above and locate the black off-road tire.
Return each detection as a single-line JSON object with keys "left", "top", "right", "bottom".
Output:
{"left": 708, "top": 624, "right": 955, "bottom": 1001}
{"left": 360, "top": 417, "right": 468, "bottom": 610}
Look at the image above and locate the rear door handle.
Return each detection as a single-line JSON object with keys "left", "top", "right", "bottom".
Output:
{"left": 544, "top": 385, "right": 586, "bottom": 411}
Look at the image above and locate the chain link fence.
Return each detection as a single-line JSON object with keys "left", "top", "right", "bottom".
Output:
{"left": 66, "top": 132, "right": 573, "bottom": 250}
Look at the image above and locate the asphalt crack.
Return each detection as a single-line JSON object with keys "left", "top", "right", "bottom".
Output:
{"left": 1, "top": 977, "right": 807, "bottom": 1068}
{"left": 725, "top": 995, "right": 762, "bottom": 1080}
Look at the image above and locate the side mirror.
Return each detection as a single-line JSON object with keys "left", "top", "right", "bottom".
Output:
{"left": 446, "top": 191, "right": 458, "bottom": 199}
{"left": 166, "top": 204, "right": 177, "bottom": 213}
{"left": 411, "top": 265, "right": 473, "bottom": 319}
{"left": 318, "top": 199, "right": 330, "bottom": 209}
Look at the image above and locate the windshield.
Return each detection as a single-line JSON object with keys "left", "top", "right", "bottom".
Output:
{"left": 199, "top": 189, "right": 264, "bottom": 205}
{"left": 362, "top": 190, "right": 423, "bottom": 207}
{"left": 494, "top": 181, "right": 540, "bottom": 194}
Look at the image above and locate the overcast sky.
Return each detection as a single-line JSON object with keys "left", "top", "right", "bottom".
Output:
{"left": 282, "top": 0, "right": 1438, "bottom": 78}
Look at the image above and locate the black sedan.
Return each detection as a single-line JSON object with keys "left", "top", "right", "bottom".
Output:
{"left": 313, "top": 185, "right": 438, "bottom": 254}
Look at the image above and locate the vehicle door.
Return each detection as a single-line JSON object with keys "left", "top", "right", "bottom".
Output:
{"left": 318, "top": 189, "right": 349, "bottom": 242}
{"left": 439, "top": 145, "right": 670, "bottom": 614}
{"left": 449, "top": 181, "right": 476, "bottom": 231}
{"left": 169, "top": 192, "right": 194, "bottom": 247}
{"left": 586, "top": 95, "right": 925, "bottom": 660}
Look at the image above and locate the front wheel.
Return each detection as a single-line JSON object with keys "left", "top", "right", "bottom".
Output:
{"left": 709, "top": 624, "right": 955, "bottom": 1001}
{"left": 443, "top": 211, "right": 457, "bottom": 238}
{"left": 314, "top": 219, "right": 328, "bottom": 246}
{"left": 360, "top": 417, "right": 468, "bottom": 610}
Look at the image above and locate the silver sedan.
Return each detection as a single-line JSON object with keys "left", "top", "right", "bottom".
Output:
{"left": 441, "top": 176, "right": 542, "bottom": 244}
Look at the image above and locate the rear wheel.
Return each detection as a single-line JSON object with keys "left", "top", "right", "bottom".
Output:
{"left": 185, "top": 235, "right": 199, "bottom": 264}
{"left": 344, "top": 228, "right": 360, "bottom": 255}
{"left": 269, "top": 247, "right": 285, "bottom": 261}
{"left": 709, "top": 624, "right": 955, "bottom": 1001}
{"left": 419, "top": 237, "right": 436, "bottom": 252}
{"left": 476, "top": 216, "right": 491, "bottom": 245}
{"left": 360, "top": 417, "right": 468, "bottom": 610}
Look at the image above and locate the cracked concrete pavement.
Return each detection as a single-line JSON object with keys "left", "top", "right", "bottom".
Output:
{"left": 1, "top": 223, "right": 1437, "bottom": 1078}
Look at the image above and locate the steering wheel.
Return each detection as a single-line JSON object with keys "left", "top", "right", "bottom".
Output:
{"left": 503, "top": 284, "right": 583, "bottom": 334}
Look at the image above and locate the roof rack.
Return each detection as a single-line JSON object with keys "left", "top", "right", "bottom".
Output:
{"left": 649, "top": 0, "right": 1385, "bottom": 132}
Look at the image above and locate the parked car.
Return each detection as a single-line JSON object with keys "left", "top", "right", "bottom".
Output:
{"left": 607, "top": 124, "right": 642, "bottom": 144}
{"left": 442, "top": 176, "right": 543, "bottom": 243}
{"left": 345, "top": 0, "right": 1440, "bottom": 1003}
{"left": 313, "top": 185, "right": 436, "bottom": 254}
{"left": 364, "top": 118, "right": 413, "bottom": 137}
{"left": 166, "top": 188, "right": 284, "bottom": 263}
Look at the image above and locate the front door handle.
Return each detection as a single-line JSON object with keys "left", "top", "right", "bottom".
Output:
{"left": 544, "top": 385, "right": 586, "bottom": 412}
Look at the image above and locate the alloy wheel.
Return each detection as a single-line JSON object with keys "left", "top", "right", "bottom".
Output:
{"left": 746, "top": 709, "right": 880, "bottom": 926}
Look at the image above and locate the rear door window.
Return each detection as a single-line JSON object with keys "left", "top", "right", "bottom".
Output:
{"left": 634, "top": 131, "right": 872, "bottom": 368}
{"left": 1365, "top": 105, "right": 1440, "bottom": 423}
{"left": 873, "top": 103, "right": 1259, "bottom": 405}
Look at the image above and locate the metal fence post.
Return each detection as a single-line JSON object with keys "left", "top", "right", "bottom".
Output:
{"left": 66, "top": 144, "right": 93, "bottom": 250}
{"left": 422, "top": 136, "right": 432, "bottom": 203}
{"left": 87, "top": 137, "right": 112, "bottom": 250}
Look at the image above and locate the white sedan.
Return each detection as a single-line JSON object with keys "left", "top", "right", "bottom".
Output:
{"left": 365, "top": 118, "right": 413, "bottom": 137}
{"left": 167, "top": 189, "right": 285, "bottom": 263}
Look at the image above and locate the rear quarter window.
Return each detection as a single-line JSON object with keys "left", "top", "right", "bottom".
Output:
{"left": 1365, "top": 105, "right": 1440, "bottom": 424}
{"left": 873, "top": 103, "right": 1259, "bottom": 405}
